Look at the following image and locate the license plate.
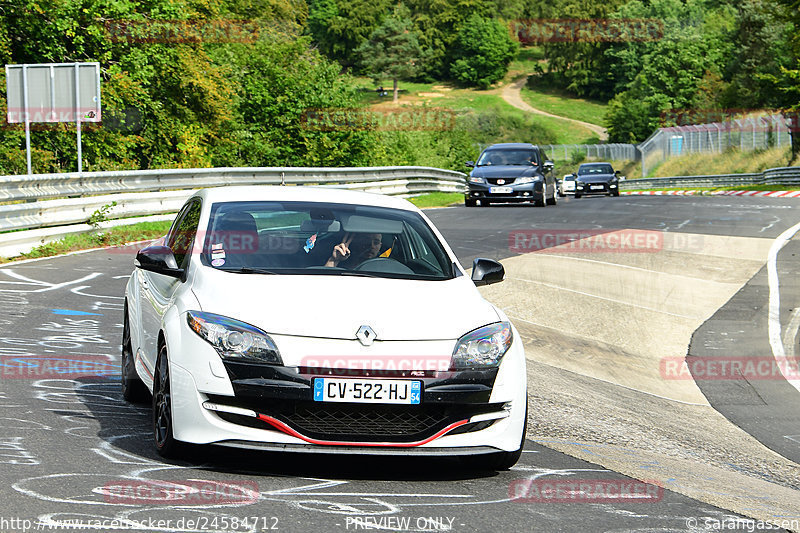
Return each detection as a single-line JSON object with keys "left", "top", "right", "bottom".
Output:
{"left": 490, "top": 186, "right": 513, "bottom": 194}
{"left": 590, "top": 185, "right": 604, "bottom": 190}
{"left": 313, "top": 378, "right": 421, "bottom": 404}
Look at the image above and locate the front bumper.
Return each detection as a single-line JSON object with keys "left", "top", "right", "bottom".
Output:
{"left": 466, "top": 181, "right": 544, "bottom": 203}
{"left": 167, "top": 338, "right": 527, "bottom": 453}
{"left": 576, "top": 182, "right": 617, "bottom": 195}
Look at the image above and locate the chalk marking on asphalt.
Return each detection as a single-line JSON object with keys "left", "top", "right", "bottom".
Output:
{"left": 767, "top": 220, "right": 800, "bottom": 394}
{"left": 0, "top": 269, "right": 101, "bottom": 293}
{"left": 506, "top": 277, "right": 698, "bottom": 320}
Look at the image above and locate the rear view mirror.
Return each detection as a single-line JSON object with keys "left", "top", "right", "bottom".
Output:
{"left": 471, "top": 258, "right": 504, "bottom": 286}
{"left": 465, "top": 161, "right": 475, "bottom": 168}
{"left": 135, "top": 246, "right": 185, "bottom": 280}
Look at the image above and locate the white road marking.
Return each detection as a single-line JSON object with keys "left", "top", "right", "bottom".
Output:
{"left": 767, "top": 221, "right": 800, "bottom": 393}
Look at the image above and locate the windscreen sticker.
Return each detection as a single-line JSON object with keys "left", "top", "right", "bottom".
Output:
{"left": 211, "top": 258, "right": 225, "bottom": 267}
{"left": 304, "top": 233, "right": 317, "bottom": 253}
{"left": 211, "top": 243, "right": 224, "bottom": 251}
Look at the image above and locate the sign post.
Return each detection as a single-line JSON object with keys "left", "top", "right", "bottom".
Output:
{"left": 5, "top": 62, "right": 101, "bottom": 174}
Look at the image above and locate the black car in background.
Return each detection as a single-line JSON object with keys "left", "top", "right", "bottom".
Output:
{"left": 572, "top": 162, "right": 621, "bottom": 198}
{"left": 464, "top": 143, "right": 557, "bottom": 207}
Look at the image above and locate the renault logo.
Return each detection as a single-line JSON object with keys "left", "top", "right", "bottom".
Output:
{"left": 356, "top": 325, "right": 377, "bottom": 346}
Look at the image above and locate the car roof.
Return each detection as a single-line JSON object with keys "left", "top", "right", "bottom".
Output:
{"left": 484, "top": 143, "right": 539, "bottom": 150}
{"left": 579, "top": 162, "right": 613, "bottom": 167}
{"left": 192, "top": 185, "right": 420, "bottom": 212}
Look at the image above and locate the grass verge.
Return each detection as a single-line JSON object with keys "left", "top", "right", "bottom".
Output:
{"left": 519, "top": 85, "right": 608, "bottom": 126}
{"left": 0, "top": 221, "right": 172, "bottom": 264}
{"left": 408, "top": 192, "right": 464, "bottom": 208}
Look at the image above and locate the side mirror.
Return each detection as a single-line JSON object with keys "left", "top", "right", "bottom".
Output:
{"left": 471, "top": 258, "right": 504, "bottom": 286}
{"left": 614, "top": 170, "right": 620, "bottom": 175}
{"left": 542, "top": 160, "right": 555, "bottom": 172}
{"left": 135, "top": 245, "right": 184, "bottom": 280}
{"left": 465, "top": 161, "right": 475, "bottom": 168}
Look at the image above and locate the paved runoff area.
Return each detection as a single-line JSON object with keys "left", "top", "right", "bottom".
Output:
{"left": 0, "top": 194, "right": 799, "bottom": 532}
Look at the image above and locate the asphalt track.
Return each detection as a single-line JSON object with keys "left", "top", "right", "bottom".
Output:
{"left": 0, "top": 194, "right": 799, "bottom": 532}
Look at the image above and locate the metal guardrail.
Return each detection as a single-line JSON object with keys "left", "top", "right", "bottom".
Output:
{"left": 0, "top": 166, "right": 467, "bottom": 233}
{"left": 619, "top": 166, "right": 800, "bottom": 190}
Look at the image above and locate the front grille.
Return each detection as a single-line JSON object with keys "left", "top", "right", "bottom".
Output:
{"left": 287, "top": 404, "right": 447, "bottom": 439}
{"left": 486, "top": 178, "right": 515, "bottom": 185}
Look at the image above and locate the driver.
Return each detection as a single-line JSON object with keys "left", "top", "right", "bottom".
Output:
{"left": 325, "top": 233, "right": 383, "bottom": 268}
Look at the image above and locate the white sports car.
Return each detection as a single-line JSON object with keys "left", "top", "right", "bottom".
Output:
{"left": 123, "top": 186, "right": 527, "bottom": 469}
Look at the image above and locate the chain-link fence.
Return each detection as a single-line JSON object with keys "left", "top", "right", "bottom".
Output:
{"left": 638, "top": 114, "right": 796, "bottom": 177}
{"left": 541, "top": 143, "right": 638, "bottom": 162}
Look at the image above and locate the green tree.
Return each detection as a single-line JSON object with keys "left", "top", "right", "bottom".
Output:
{"left": 449, "top": 14, "right": 518, "bottom": 89}
{"left": 356, "top": 6, "right": 423, "bottom": 102}
{"left": 307, "top": 0, "right": 391, "bottom": 67}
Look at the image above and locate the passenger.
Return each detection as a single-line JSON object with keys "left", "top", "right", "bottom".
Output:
{"left": 325, "top": 233, "right": 383, "bottom": 268}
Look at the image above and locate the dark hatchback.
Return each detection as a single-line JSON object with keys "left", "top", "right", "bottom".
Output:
{"left": 464, "top": 143, "right": 557, "bottom": 207}
{"left": 573, "top": 162, "right": 621, "bottom": 198}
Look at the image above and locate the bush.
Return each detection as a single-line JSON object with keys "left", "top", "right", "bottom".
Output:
{"left": 448, "top": 14, "right": 517, "bottom": 89}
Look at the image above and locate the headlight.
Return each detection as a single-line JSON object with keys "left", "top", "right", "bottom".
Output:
{"left": 610, "top": 184, "right": 617, "bottom": 188}
{"left": 515, "top": 176, "right": 541, "bottom": 184}
{"left": 451, "top": 322, "right": 513, "bottom": 369}
{"left": 469, "top": 176, "right": 484, "bottom": 184}
{"left": 187, "top": 311, "right": 282, "bottom": 364}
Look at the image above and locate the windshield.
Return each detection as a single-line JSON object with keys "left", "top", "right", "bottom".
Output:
{"left": 476, "top": 149, "right": 538, "bottom": 166}
{"left": 578, "top": 164, "right": 614, "bottom": 175}
{"left": 200, "top": 201, "right": 455, "bottom": 280}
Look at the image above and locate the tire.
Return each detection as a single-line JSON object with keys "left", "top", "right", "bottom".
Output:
{"left": 612, "top": 191, "right": 620, "bottom": 197}
{"left": 574, "top": 193, "right": 582, "bottom": 199}
{"left": 546, "top": 188, "right": 558, "bottom": 206}
{"left": 558, "top": 190, "right": 566, "bottom": 198}
{"left": 465, "top": 199, "right": 477, "bottom": 207}
{"left": 533, "top": 196, "right": 545, "bottom": 207}
{"left": 121, "top": 307, "right": 149, "bottom": 403}
{"left": 153, "top": 344, "right": 183, "bottom": 458}
{"left": 462, "top": 400, "right": 528, "bottom": 471}
{"left": 480, "top": 200, "right": 490, "bottom": 207}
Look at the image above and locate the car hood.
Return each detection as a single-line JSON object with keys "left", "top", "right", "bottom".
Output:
{"left": 577, "top": 173, "right": 616, "bottom": 183}
{"left": 471, "top": 165, "right": 542, "bottom": 179}
{"left": 191, "top": 269, "right": 500, "bottom": 341}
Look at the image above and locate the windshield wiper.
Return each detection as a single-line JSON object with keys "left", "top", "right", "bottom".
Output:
{"left": 224, "top": 267, "right": 279, "bottom": 275}
{"left": 337, "top": 270, "right": 382, "bottom": 278}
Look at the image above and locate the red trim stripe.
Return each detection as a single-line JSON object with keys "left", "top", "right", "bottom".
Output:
{"left": 255, "top": 414, "right": 469, "bottom": 447}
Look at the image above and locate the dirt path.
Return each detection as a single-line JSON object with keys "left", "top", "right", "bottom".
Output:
{"left": 501, "top": 76, "right": 608, "bottom": 141}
